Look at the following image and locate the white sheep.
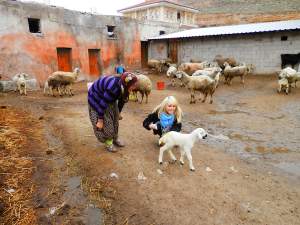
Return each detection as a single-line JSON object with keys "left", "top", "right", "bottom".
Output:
{"left": 14, "top": 73, "right": 29, "bottom": 95}
{"left": 158, "top": 128, "right": 208, "bottom": 171}
{"left": 176, "top": 70, "right": 220, "bottom": 104}
{"left": 223, "top": 62, "right": 249, "bottom": 86}
{"left": 278, "top": 67, "right": 296, "bottom": 80}
{"left": 47, "top": 68, "right": 80, "bottom": 96}
{"left": 166, "top": 65, "right": 178, "bottom": 87}
{"left": 12, "top": 73, "right": 29, "bottom": 92}
{"left": 192, "top": 67, "right": 222, "bottom": 77}
{"left": 277, "top": 78, "right": 289, "bottom": 94}
{"left": 131, "top": 74, "right": 152, "bottom": 103}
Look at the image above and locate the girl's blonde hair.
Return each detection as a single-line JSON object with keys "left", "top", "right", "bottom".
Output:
{"left": 153, "top": 96, "right": 182, "bottom": 122}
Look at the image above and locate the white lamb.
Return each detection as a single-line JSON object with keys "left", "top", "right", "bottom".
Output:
{"left": 15, "top": 73, "right": 29, "bottom": 95}
{"left": 158, "top": 128, "right": 208, "bottom": 171}
{"left": 277, "top": 78, "right": 289, "bottom": 94}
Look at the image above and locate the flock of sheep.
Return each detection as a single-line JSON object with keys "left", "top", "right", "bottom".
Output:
{"left": 3, "top": 54, "right": 300, "bottom": 102}
{"left": 148, "top": 55, "right": 254, "bottom": 104}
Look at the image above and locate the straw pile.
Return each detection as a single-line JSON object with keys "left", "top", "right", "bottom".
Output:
{"left": 0, "top": 107, "right": 38, "bottom": 225}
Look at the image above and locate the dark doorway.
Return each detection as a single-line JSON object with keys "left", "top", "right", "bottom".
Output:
{"left": 168, "top": 40, "right": 178, "bottom": 63}
{"left": 141, "top": 41, "right": 148, "bottom": 68}
{"left": 281, "top": 53, "right": 300, "bottom": 69}
{"left": 57, "top": 48, "right": 72, "bottom": 71}
{"left": 88, "top": 49, "right": 101, "bottom": 76}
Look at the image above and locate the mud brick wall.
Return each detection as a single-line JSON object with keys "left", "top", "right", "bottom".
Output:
{"left": 0, "top": 0, "right": 180, "bottom": 83}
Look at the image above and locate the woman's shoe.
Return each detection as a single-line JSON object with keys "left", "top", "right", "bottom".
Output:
{"left": 105, "top": 144, "right": 118, "bottom": 153}
{"left": 113, "top": 139, "right": 125, "bottom": 147}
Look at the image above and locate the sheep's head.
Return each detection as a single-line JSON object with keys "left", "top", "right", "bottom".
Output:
{"left": 193, "top": 128, "right": 208, "bottom": 140}
{"left": 175, "top": 71, "right": 184, "bottom": 79}
{"left": 74, "top": 68, "right": 80, "bottom": 75}
{"left": 223, "top": 62, "right": 230, "bottom": 68}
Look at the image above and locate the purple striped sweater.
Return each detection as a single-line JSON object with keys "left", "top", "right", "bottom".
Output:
{"left": 88, "top": 76, "right": 121, "bottom": 119}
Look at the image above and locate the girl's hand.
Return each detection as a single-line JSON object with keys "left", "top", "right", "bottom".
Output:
{"left": 96, "top": 119, "right": 104, "bottom": 129}
{"left": 149, "top": 123, "right": 157, "bottom": 130}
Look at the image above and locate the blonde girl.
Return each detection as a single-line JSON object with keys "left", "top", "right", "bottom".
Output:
{"left": 143, "top": 96, "right": 182, "bottom": 137}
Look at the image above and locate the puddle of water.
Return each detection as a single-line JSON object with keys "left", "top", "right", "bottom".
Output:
{"left": 256, "top": 146, "right": 289, "bottom": 154}
{"left": 67, "top": 176, "right": 81, "bottom": 190}
{"left": 229, "top": 133, "right": 262, "bottom": 143}
{"left": 209, "top": 134, "right": 230, "bottom": 140}
{"left": 274, "top": 162, "right": 300, "bottom": 177}
{"left": 208, "top": 109, "right": 250, "bottom": 115}
{"left": 84, "top": 205, "right": 102, "bottom": 225}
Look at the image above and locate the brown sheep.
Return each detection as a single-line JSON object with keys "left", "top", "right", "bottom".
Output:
{"left": 178, "top": 62, "right": 210, "bottom": 75}
{"left": 214, "top": 55, "right": 237, "bottom": 69}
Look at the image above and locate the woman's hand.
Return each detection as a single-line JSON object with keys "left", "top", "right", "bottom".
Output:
{"left": 96, "top": 119, "right": 104, "bottom": 129}
{"left": 149, "top": 123, "right": 157, "bottom": 130}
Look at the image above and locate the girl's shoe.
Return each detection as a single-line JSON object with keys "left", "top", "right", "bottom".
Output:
{"left": 105, "top": 144, "right": 118, "bottom": 153}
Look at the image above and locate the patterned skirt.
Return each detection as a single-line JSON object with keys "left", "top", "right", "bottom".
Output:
{"left": 88, "top": 102, "right": 119, "bottom": 143}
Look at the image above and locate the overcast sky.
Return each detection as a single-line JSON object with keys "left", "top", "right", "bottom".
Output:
{"left": 21, "top": 0, "right": 144, "bottom": 15}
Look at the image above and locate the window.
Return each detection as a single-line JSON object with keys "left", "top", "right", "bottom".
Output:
{"left": 159, "top": 30, "right": 166, "bottom": 35}
{"left": 177, "top": 12, "right": 181, "bottom": 21}
{"left": 28, "top": 18, "right": 41, "bottom": 33}
{"left": 107, "top": 25, "right": 116, "bottom": 38}
{"left": 281, "top": 36, "right": 288, "bottom": 41}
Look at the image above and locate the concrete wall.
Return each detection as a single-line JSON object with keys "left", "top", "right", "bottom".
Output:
{"left": 0, "top": 0, "right": 180, "bottom": 84}
{"left": 149, "top": 31, "right": 300, "bottom": 73}
{"left": 148, "top": 40, "right": 168, "bottom": 60}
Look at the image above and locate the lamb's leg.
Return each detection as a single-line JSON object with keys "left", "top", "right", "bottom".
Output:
{"left": 202, "top": 93, "right": 208, "bottom": 103}
{"left": 159, "top": 145, "right": 169, "bottom": 164}
{"left": 179, "top": 149, "right": 185, "bottom": 165}
{"left": 145, "top": 93, "right": 148, "bottom": 104}
{"left": 24, "top": 88, "right": 27, "bottom": 96}
{"left": 185, "top": 148, "right": 195, "bottom": 171}
{"left": 140, "top": 92, "right": 144, "bottom": 104}
{"left": 171, "top": 79, "right": 176, "bottom": 87}
{"left": 49, "top": 86, "right": 54, "bottom": 96}
{"left": 241, "top": 75, "right": 245, "bottom": 88}
{"left": 168, "top": 149, "right": 177, "bottom": 163}
{"left": 277, "top": 84, "right": 281, "bottom": 93}
{"left": 70, "top": 85, "right": 74, "bottom": 96}
{"left": 58, "top": 86, "right": 63, "bottom": 97}
{"left": 209, "top": 94, "right": 213, "bottom": 104}
{"left": 190, "top": 90, "right": 195, "bottom": 104}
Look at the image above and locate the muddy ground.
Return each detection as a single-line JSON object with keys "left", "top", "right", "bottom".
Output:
{"left": 0, "top": 73, "right": 300, "bottom": 225}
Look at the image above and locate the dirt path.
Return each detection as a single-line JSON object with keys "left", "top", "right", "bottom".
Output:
{"left": 1, "top": 74, "right": 300, "bottom": 225}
